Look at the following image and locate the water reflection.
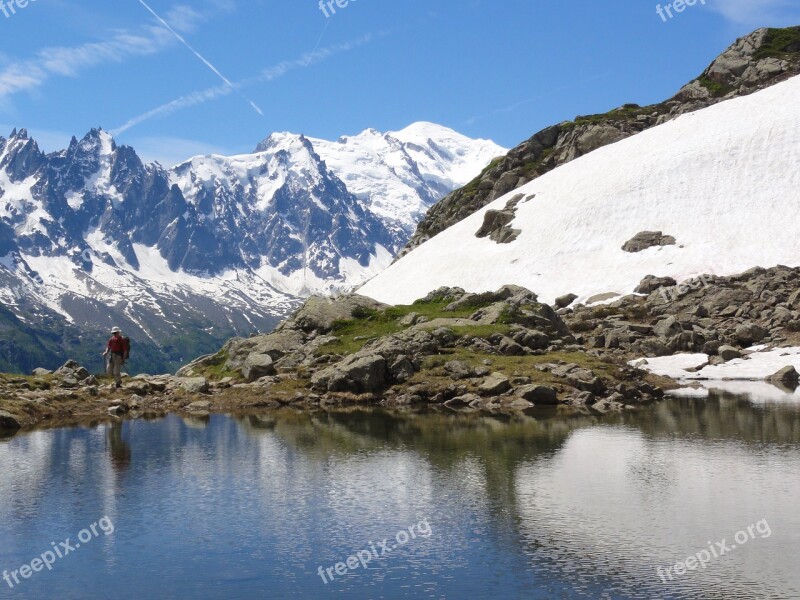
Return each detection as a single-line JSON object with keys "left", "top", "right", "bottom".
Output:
{"left": 0, "top": 394, "right": 797, "bottom": 599}
{"left": 107, "top": 423, "right": 131, "bottom": 474}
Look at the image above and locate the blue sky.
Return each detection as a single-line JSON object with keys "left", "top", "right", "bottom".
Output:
{"left": 0, "top": 0, "right": 798, "bottom": 165}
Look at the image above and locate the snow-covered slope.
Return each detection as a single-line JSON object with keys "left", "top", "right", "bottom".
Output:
{"left": 360, "top": 74, "right": 800, "bottom": 306}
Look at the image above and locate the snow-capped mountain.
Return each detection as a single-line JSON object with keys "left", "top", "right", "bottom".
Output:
{"left": 0, "top": 123, "right": 503, "bottom": 372}
{"left": 359, "top": 73, "right": 800, "bottom": 306}
{"left": 302, "top": 122, "right": 504, "bottom": 243}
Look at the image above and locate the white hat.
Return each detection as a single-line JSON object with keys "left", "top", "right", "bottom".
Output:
{"left": 111, "top": 327, "right": 121, "bottom": 333}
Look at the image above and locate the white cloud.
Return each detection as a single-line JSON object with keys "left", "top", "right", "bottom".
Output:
{"left": 706, "top": 0, "right": 800, "bottom": 25}
{"left": 0, "top": 2, "right": 227, "bottom": 99}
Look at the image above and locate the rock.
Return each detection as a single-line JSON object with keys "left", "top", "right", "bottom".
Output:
{"left": 551, "top": 363, "right": 579, "bottom": 378}
{"left": 0, "top": 410, "right": 21, "bottom": 431}
{"left": 399, "top": 312, "right": 425, "bottom": 327}
{"left": 31, "top": 368, "right": 52, "bottom": 376}
{"left": 569, "top": 391, "right": 596, "bottom": 406}
{"left": 702, "top": 340, "right": 724, "bottom": 356}
{"left": 389, "top": 356, "right": 415, "bottom": 383}
{"left": 178, "top": 377, "right": 210, "bottom": 394}
{"left": 622, "top": 231, "right": 676, "bottom": 253}
{"left": 186, "top": 400, "right": 212, "bottom": 411}
{"left": 445, "top": 360, "right": 473, "bottom": 380}
{"left": 475, "top": 208, "right": 521, "bottom": 244}
{"left": 592, "top": 398, "right": 626, "bottom": 413}
{"left": 311, "top": 354, "right": 387, "bottom": 394}
{"left": 60, "top": 377, "right": 79, "bottom": 389}
{"left": 500, "top": 397, "right": 534, "bottom": 410}
{"left": 765, "top": 366, "right": 800, "bottom": 384}
{"left": 635, "top": 275, "right": 677, "bottom": 295}
{"left": 289, "top": 294, "right": 387, "bottom": 333}
{"left": 74, "top": 367, "right": 90, "bottom": 381}
{"left": 735, "top": 323, "right": 768, "bottom": 345}
{"left": 55, "top": 360, "right": 80, "bottom": 375}
{"left": 653, "top": 316, "right": 680, "bottom": 338}
{"left": 478, "top": 373, "right": 511, "bottom": 395}
{"left": 586, "top": 292, "right": 619, "bottom": 304}
{"left": 555, "top": 293, "right": 578, "bottom": 308}
{"left": 566, "top": 369, "right": 605, "bottom": 394}
{"left": 444, "top": 393, "right": 481, "bottom": 408}
{"left": 241, "top": 353, "right": 275, "bottom": 382}
{"left": 107, "top": 405, "right": 127, "bottom": 416}
{"left": 515, "top": 384, "right": 558, "bottom": 405}
{"left": 498, "top": 336, "right": 525, "bottom": 356}
{"left": 718, "top": 345, "right": 742, "bottom": 361}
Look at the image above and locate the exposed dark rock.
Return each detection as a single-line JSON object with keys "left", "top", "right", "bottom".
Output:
{"left": 0, "top": 410, "right": 21, "bottom": 431}
{"left": 766, "top": 366, "right": 799, "bottom": 384}
{"left": 622, "top": 231, "right": 677, "bottom": 253}
{"left": 516, "top": 384, "right": 558, "bottom": 405}
{"left": 555, "top": 293, "right": 578, "bottom": 309}
{"left": 635, "top": 275, "right": 677, "bottom": 295}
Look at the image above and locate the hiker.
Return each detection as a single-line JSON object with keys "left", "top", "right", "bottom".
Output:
{"left": 103, "top": 327, "right": 126, "bottom": 389}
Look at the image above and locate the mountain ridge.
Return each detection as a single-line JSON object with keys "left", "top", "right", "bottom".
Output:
{"left": 0, "top": 122, "right": 504, "bottom": 373}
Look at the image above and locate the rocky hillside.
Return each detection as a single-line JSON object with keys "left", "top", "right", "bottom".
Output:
{"left": 405, "top": 26, "right": 800, "bottom": 250}
{"left": 7, "top": 265, "right": 800, "bottom": 432}
{"left": 563, "top": 266, "right": 800, "bottom": 362}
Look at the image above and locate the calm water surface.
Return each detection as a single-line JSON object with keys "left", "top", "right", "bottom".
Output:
{"left": 1, "top": 393, "right": 799, "bottom": 599}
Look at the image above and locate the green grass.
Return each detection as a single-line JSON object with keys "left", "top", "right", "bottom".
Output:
{"left": 696, "top": 75, "right": 734, "bottom": 98}
{"left": 0, "top": 373, "right": 54, "bottom": 390}
{"left": 320, "top": 299, "right": 505, "bottom": 356}
{"left": 191, "top": 350, "right": 241, "bottom": 382}
{"left": 753, "top": 27, "right": 800, "bottom": 60}
{"left": 573, "top": 103, "right": 663, "bottom": 126}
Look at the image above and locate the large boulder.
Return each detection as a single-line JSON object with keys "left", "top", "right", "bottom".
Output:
{"left": 286, "top": 295, "right": 387, "bottom": 333}
{"left": 718, "top": 345, "right": 742, "bottom": 361}
{"left": 635, "top": 275, "right": 677, "bottom": 295}
{"left": 177, "top": 377, "right": 210, "bottom": 394}
{"left": 516, "top": 384, "right": 558, "bottom": 405}
{"left": 311, "top": 354, "right": 387, "bottom": 394}
{"left": 0, "top": 410, "right": 21, "bottom": 432}
{"left": 445, "top": 360, "right": 473, "bottom": 380}
{"left": 241, "top": 353, "right": 275, "bottom": 382}
{"left": 622, "top": 231, "right": 676, "bottom": 253}
{"left": 735, "top": 323, "right": 768, "bottom": 345}
{"left": 478, "top": 373, "right": 511, "bottom": 395}
{"left": 766, "top": 366, "right": 800, "bottom": 384}
{"left": 555, "top": 293, "right": 578, "bottom": 309}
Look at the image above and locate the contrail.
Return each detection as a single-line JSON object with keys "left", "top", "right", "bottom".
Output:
{"left": 112, "top": 34, "right": 377, "bottom": 136}
{"left": 136, "top": 0, "right": 263, "bottom": 116}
